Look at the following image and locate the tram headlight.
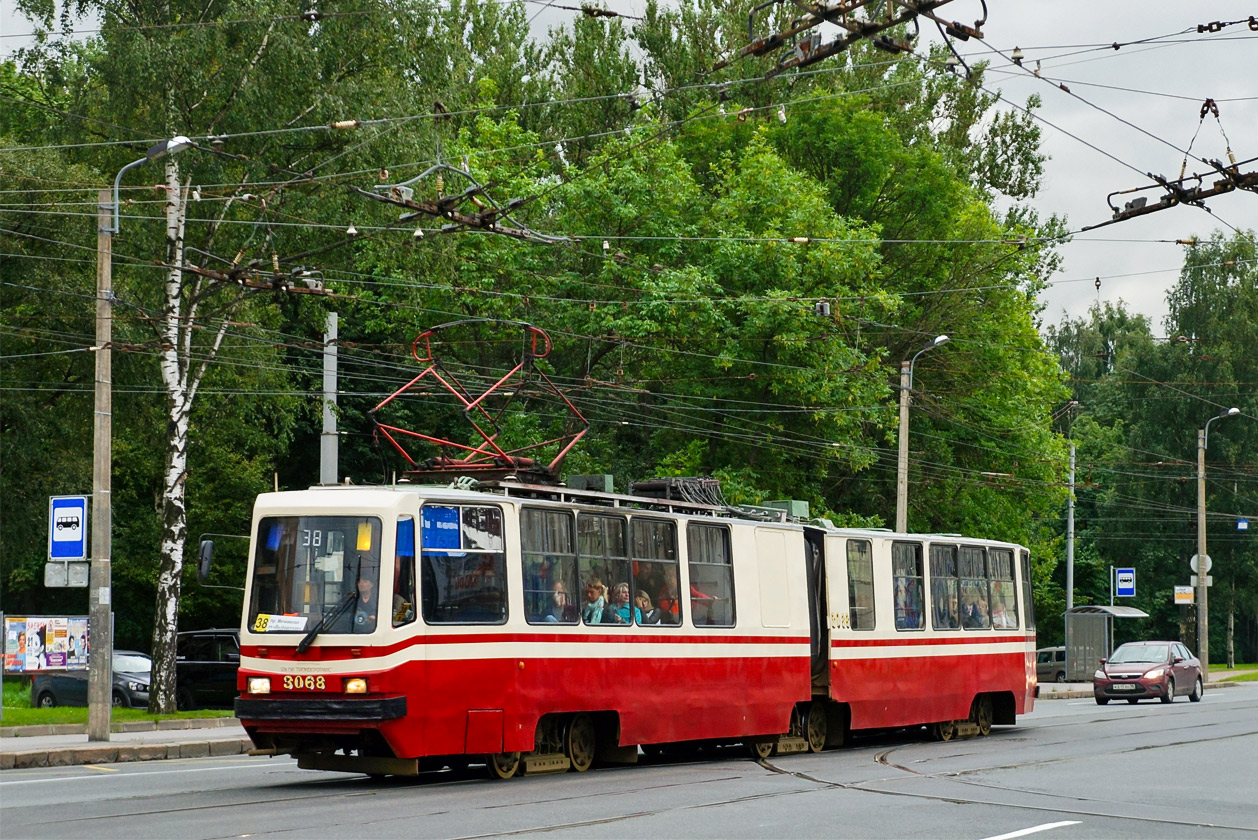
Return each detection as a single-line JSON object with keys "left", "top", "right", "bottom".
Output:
{"left": 247, "top": 677, "right": 272, "bottom": 695}
{"left": 344, "top": 677, "right": 368, "bottom": 694}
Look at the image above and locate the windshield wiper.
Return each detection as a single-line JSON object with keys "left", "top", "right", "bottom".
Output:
{"left": 297, "top": 589, "right": 358, "bottom": 654}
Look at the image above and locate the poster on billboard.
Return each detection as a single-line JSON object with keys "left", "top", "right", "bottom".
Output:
{"left": 3, "top": 616, "right": 90, "bottom": 674}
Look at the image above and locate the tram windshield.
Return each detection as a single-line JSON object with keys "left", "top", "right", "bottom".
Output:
{"left": 247, "top": 515, "right": 384, "bottom": 635}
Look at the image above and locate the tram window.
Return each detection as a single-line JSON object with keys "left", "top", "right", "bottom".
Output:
{"left": 687, "top": 523, "right": 735, "bottom": 627}
{"left": 929, "top": 544, "right": 960, "bottom": 630}
{"left": 846, "top": 540, "right": 875, "bottom": 631}
{"left": 988, "top": 548, "right": 1018, "bottom": 629}
{"left": 420, "top": 505, "right": 507, "bottom": 624}
{"left": 959, "top": 546, "right": 990, "bottom": 629}
{"left": 522, "top": 508, "right": 578, "bottom": 625}
{"left": 1020, "top": 550, "right": 1036, "bottom": 630}
{"left": 631, "top": 518, "right": 681, "bottom": 625}
{"left": 578, "top": 514, "right": 632, "bottom": 625}
{"left": 892, "top": 542, "right": 924, "bottom": 630}
{"left": 393, "top": 517, "right": 417, "bottom": 627}
{"left": 247, "top": 515, "right": 383, "bottom": 636}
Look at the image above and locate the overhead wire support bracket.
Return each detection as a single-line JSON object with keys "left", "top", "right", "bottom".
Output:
{"left": 361, "top": 164, "right": 570, "bottom": 245}
{"left": 714, "top": 0, "right": 970, "bottom": 76}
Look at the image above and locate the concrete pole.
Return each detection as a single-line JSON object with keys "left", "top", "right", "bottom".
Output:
{"left": 895, "top": 360, "right": 911, "bottom": 533}
{"left": 89, "top": 190, "right": 113, "bottom": 741}
{"left": 320, "top": 312, "right": 338, "bottom": 485}
{"left": 1066, "top": 443, "right": 1075, "bottom": 612}
{"left": 1197, "top": 426, "right": 1209, "bottom": 678}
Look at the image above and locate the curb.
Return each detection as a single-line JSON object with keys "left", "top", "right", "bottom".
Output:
{"left": 1, "top": 737, "right": 254, "bottom": 770}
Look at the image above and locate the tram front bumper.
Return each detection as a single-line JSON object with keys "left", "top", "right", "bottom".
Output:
{"left": 235, "top": 695, "right": 406, "bottom": 722}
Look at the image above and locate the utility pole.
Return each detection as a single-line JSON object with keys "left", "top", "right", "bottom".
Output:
{"left": 89, "top": 189, "right": 113, "bottom": 742}
{"left": 895, "top": 360, "right": 910, "bottom": 532}
{"left": 1066, "top": 443, "right": 1075, "bottom": 612}
{"left": 1196, "top": 427, "right": 1208, "bottom": 676}
{"left": 895, "top": 335, "right": 948, "bottom": 533}
{"left": 1197, "top": 407, "right": 1239, "bottom": 679}
{"left": 320, "top": 312, "right": 338, "bottom": 485}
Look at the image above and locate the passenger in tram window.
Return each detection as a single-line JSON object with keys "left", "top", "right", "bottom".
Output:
{"left": 607, "top": 581, "right": 639, "bottom": 624}
{"left": 581, "top": 578, "right": 607, "bottom": 624}
{"left": 656, "top": 567, "right": 681, "bottom": 623}
{"left": 392, "top": 554, "right": 416, "bottom": 626}
{"left": 945, "top": 595, "right": 960, "bottom": 628}
{"left": 991, "top": 597, "right": 1013, "bottom": 628}
{"left": 545, "top": 581, "right": 577, "bottom": 623}
{"left": 964, "top": 596, "right": 990, "bottom": 629}
{"left": 636, "top": 591, "right": 662, "bottom": 624}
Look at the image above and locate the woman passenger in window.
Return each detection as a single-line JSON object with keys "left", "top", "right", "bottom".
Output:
{"left": 635, "top": 591, "right": 661, "bottom": 624}
{"left": 991, "top": 597, "right": 1013, "bottom": 628}
{"left": 546, "top": 581, "right": 576, "bottom": 622}
{"left": 581, "top": 579, "right": 607, "bottom": 624}
{"left": 607, "top": 582, "right": 639, "bottom": 624}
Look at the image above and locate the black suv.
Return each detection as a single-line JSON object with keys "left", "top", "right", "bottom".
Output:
{"left": 175, "top": 628, "right": 240, "bottom": 710}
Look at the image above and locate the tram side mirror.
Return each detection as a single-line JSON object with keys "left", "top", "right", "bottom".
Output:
{"left": 198, "top": 539, "right": 214, "bottom": 581}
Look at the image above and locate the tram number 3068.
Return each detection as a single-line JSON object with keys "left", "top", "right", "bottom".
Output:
{"left": 281, "top": 675, "right": 327, "bottom": 691}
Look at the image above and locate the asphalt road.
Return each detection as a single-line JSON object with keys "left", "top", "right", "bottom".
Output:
{"left": 3, "top": 686, "right": 1256, "bottom": 840}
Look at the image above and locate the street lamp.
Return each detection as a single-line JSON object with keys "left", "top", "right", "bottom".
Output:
{"left": 896, "top": 334, "right": 949, "bottom": 532}
{"left": 1196, "top": 406, "right": 1239, "bottom": 679}
{"left": 90, "top": 136, "right": 192, "bottom": 741}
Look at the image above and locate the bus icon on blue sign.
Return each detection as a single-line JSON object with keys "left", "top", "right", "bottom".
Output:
{"left": 48, "top": 496, "right": 89, "bottom": 561}
{"left": 1116, "top": 567, "right": 1135, "bottom": 598}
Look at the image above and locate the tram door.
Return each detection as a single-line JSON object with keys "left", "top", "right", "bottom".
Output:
{"left": 803, "top": 528, "right": 828, "bottom": 686}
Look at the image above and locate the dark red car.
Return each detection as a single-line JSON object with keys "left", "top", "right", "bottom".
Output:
{"left": 1093, "top": 641, "right": 1204, "bottom": 705}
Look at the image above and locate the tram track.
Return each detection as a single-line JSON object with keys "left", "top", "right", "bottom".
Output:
{"left": 8, "top": 701, "right": 1256, "bottom": 838}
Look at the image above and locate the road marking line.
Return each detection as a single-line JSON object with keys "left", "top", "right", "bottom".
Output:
{"left": 0, "top": 760, "right": 293, "bottom": 786}
{"left": 82, "top": 764, "right": 118, "bottom": 772}
{"left": 981, "top": 821, "right": 1081, "bottom": 840}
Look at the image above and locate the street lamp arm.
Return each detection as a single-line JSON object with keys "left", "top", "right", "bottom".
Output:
{"left": 906, "top": 334, "right": 949, "bottom": 392}
{"left": 1203, "top": 406, "right": 1240, "bottom": 450}
{"left": 108, "top": 155, "right": 150, "bottom": 234}
{"left": 107, "top": 136, "right": 194, "bottom": 234}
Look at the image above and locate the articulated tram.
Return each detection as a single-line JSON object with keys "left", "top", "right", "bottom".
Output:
{"left": 232, "top": 477, "right": 1037, "bottom": 778}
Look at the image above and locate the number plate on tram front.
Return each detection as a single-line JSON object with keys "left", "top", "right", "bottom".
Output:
{"left": 278, "top": 674, "right": 333, "bottom": 691}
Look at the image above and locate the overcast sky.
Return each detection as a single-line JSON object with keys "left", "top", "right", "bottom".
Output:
{"left": 4, "top": 1, "right": 1255, "bottom": 333}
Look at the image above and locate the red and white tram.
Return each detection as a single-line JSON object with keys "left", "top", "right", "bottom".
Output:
{"left": 233, "top": 477, "right": 1037, "bottom": 777}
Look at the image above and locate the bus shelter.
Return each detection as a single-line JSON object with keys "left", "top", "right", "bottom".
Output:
{"left": 1064, "top": 605, "right": 1149, "bottom": 681}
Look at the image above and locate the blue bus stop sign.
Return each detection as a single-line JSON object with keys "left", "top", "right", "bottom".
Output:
{"left": 49, "top": 495, "right": 89, "bottom": 561}
{"left": 1115, "top": 567, "right": 1136, "bottom": 598}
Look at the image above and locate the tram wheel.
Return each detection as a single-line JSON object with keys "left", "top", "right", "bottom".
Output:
{"left": 565, "top": 713, "right": 597, "bottom": 773}
{"left": 805, "top": 702, "right": 827, "bottom": 753}
{"left": 486, "top": 751, "right": 521, "bottom": 780}
{"left": 970, "top": 696, "right": 993, "bottom": 737}
{"left": 932, "top": 720, "right": 956, "bottom": 742}
{"left": 746, "top": 739, "right": 775, "bottom": 760}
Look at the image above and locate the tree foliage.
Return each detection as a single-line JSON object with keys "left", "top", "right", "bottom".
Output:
{"left": 3, "top": 1, "right": 1078, "bottom": 680}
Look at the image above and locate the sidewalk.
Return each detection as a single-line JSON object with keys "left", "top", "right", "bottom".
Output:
{"left": 0, "top": 717, "right": 252, "bottom": 770}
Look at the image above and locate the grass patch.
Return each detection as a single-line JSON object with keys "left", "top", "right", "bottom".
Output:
{"left": 2, "top": 706, "right": 234, "bottom": 727}
{"left": 1219, "top": 670, "right": 1258, "bottom": 683}
{"left": 3, "top": 677, "right": 233, "bottom": 727}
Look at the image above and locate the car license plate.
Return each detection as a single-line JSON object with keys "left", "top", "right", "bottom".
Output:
{"left": 1111, "top": 683, "right": 1135, "bottom": 691}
